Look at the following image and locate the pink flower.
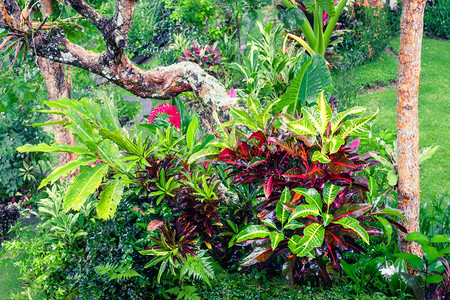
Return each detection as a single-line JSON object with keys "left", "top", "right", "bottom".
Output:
{"left": 228, "top": 88, "right": 237, "bottom": 98}
{"left": 29, "top": 206, "right": 32, "bottom": 210}
{"left": 148, "top": 102, "right": 181, "bottom": 129}
{"left": 11, "top": 199, "right": 15, "bottom": 204}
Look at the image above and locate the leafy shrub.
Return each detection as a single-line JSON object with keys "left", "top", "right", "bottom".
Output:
{"left": 0, "top": 204, "right": 20, "bottom": 242}
{"left": 179, "top": 41, "right": 223, "bottom": 76}
{"left": 424, "top": 0, "right": 450, "bottom": 39}
{"left": 335, "top": 1, "right": 391, "bottom": 70}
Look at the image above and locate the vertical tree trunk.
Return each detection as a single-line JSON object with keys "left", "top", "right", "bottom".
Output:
{"left": 37, "top": 0, "right": 76, "bottom": 167}
{"left": 396, "top": 0, "right": 426, "bottom": 256}
{"left": 37, "top": 58, "right": 77, "bottom": 166}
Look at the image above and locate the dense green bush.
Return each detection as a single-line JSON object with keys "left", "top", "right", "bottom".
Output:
{"left": 0, "top": 204, "right": 20, "bottom": 242}
{"left": 424, "top": 0, "right": 450, "bottom": 39}
{"left": 335, "top": 1, "right": 391, "bottom": 70}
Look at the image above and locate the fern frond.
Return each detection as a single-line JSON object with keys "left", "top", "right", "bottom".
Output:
{"left": 94, "top": 262, "right": 141, "bottom": 281}
{"left": 179, "top": 250, "right": 215, "bottom": 287}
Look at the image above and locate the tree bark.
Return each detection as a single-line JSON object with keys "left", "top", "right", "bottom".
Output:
{"left": 0, "top": 0, "right": 235, "bottom": 110}
{"left": 396, "top": 0, "right": 426, "bottom": 256}
{"left": 36, "top": 0, "right": 77, "bottom": 167}
{"left": 37, "top": 58, "right": 77, "bottom": 166}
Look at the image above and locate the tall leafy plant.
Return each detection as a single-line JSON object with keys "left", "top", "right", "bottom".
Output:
{"left": 277, "top": 0, "right": 349, "bottom": 57}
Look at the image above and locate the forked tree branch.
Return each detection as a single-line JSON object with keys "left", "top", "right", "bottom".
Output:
{"left": 0, "top": 0, "right": 235, "bottom": 109}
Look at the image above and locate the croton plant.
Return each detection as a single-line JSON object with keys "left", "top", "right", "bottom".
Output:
{"left": 196, "top": 92, "right": 407, "bottom": 285}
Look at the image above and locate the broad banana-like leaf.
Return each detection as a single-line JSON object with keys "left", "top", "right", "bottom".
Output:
{"left": 236, "top": 225, "right": 270, "bottom": 242}
{"left": 287, "top": 204, "right": 320, "bottom": 223}
{"left": 333, "top": 217, "right": 369, "bottom": 244}
{"left": 293, "top": 187, "right": 323, "bottom": 211}
{"left": 39, "top": 157, "right": 96, "bottom": 189}
{"left": 63, "top": 164, "right": 109, "bottom": 211}
{"left": 270, "top": 232, "right": 285, "bottom": 250}
{"left": 288, "top": 223, "right": 324, "bottom": 256}
{"left": 299, "top": 55, "right": 332, "bottom": 104}
{"left": 322, "top": 184, "right": 340, "bottom": 206}
{"left": 275, "top": 59, "right": 312, "bottom": 113}
{"left": 97, "top": 179, "right": 124, "bottom": 220}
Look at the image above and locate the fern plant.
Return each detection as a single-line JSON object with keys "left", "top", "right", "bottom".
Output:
{"left": 94, "top": 262, "right": 141, "bottom": 281}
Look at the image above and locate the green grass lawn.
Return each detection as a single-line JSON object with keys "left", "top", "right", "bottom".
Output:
{"left": 350, "top": 38, "right": 450, "bottom": 200}
{"left": 0, "top": 262, "right": 22, "bottom": 299}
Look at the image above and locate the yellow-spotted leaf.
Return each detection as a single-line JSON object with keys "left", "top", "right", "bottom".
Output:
{"left": 333, "top": 217, "right": 370, "bottom": 245}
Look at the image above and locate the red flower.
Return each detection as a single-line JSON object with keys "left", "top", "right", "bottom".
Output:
{"left": 147, "top": 102, "right": 181, "bottom": 129}
{"left": 29, "top": 205, "right": 32, "bottom": 210}
{"left": 11, "top": 199, "right": 15, "bottom": 204}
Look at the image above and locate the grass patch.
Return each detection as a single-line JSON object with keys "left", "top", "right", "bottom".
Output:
{"left": 0, "top": 262, "right": 22, "bottom": 299}
{"left": 355, "top": 38, "right": 450, "bottom": 199}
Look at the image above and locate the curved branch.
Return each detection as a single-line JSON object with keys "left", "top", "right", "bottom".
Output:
{"left": 31, "top": 29, "right": 235, "bottom": 108}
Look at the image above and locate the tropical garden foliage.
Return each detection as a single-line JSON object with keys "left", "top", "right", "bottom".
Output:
{"left": 0, "top": 0, "right": 448, "bottom": 299}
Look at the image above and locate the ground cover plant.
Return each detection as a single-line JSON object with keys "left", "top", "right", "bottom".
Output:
{"left": 0, "top": 0, "right": 448, "bottom": 299}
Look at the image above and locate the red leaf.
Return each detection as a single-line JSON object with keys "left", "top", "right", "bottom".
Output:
{"left": 147, "top": 220, "right": 163, "bottom": 231}
{"left": 263, "top": 176, "right": 274, "bottom": 198}
{"left": 219, "top": 148, "right": 237, "bottom": 159}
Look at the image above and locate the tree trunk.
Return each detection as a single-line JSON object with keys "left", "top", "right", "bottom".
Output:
{"left": 396, "top": 0, "right": 426, "bottom": 256}
{"left": 36, "top": 57, "right": 77, "bottom": 167}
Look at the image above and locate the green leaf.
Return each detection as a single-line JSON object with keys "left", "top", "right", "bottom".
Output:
{"left": 331, "top": 106, "right": 366, "bottom": 134}
{"left": 338, "top": 109, "right": 378, "bottom": 137}
{"left": 293, "top": 187, "right": 323, "bottom": 212}
{"left": 286, "top": 118, "right": 316, "bottom": 136}
{"left": 186, "top": 116, "right": 199, "bottom": 150}
{"left": 333, "top": 217, "right": 369, "bottom": 245}
{"left": 261, "top": 219, "right": 277, "bottom": 230}
{"left": 30, "top": 120, "right": 71, "bottom": 127}
{"left": 374, "top": 207, "right": 408, "bottom": 223}
{"left": 17, "top": 143, "right": 89, "bottom": 155}
{"left": 235, "top": 225, "right": 270, "bottom": 242}
{"left": 230, "top": 108, "right": 259, "bottom": 130}
{"left": 270, "top": 232, "right": 285, "bottom": 250}
{"left": 99, "top": 129, "right": 138, "bottom": 153}
{"left": 431, "top": 235, "right": 450, "bottom": 243}
{"left": 422, "top": 245, "right": 439, "bottom": 263}
{"left": 322, "top": 213, "right": 333, "bottom": 227}
{"left": 288, "top": 223, "right": 324, "bottom": 257}
{"left": 329, "top": 136, "right": 345, "bottom": 154}
{"left": 315, "top": 92, "right": 332, "bottom": 136}
{"left": 374, "top": 216, "right": 393, "bottom": 245}
{"left": 39, "top": 157, "right": 96, "bottom": 189}
{"left": 275, "top": 59, "right": 312, "bottom": 113}
{"left": 425, "top": 274, "right": 443, "bottom": 284}
{"left": 316, "top": 0, "right": 336, "bottom": 16}
{"left": 241, "top": 10, "right": 258, "bottom": 32}
{"left": 406, "top": 232, "right": 430, "bottom": 246}
{"left": 418, "top": 146, "right": 439, "bottom": 165}
{"left": 187, "top": 148, "right": 220, "bottom": 164}
{"left": 276, "top": 188, "right": 291, "bottom": 225}
{"left": 312, "top": 151, "right": 330, "bottom": 163}
{"left": 394, "top": 253, "right": 424, "bottom": 270}
{"left": 283, "top": 220, "right": 304, "bottom": 230}
{"left": 97, "top": 179, "right": 124, "bottom": 220}
{"left": 299, "top": 55, "right": 332, "bottom": 105}
{"left": 63, "top": 164, "right": 109, "bottom": 211}
{"left": 287, "top": 204, "right": 320, "bottom": 223}
{"left": 277, "top": 7, "right": 304, "bottom": 30}
{"left": 322, "top": 184, "right": 340, "bottom": 206}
